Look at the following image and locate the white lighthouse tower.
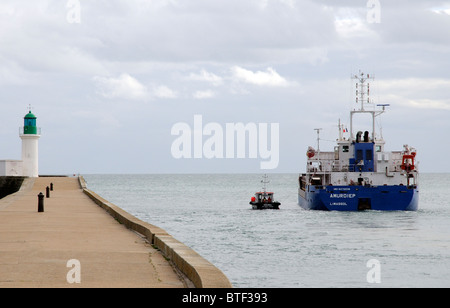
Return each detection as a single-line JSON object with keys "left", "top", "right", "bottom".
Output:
{"left": 20, "top": 110, "right": 41, "bottom": 177}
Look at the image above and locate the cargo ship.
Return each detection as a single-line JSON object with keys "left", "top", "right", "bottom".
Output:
{"left": 298, "top": 72, "right": 419, "bottom": 211}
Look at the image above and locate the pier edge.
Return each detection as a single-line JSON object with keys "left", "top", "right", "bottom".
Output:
{"left": 78, "top": 176, "right": 232, "bottom": 288}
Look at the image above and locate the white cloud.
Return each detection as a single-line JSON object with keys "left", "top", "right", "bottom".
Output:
{"left": 377, "top": 78, "right": 450, "bottom": 111}
{"left": 377, "top": 78, "right": 450, "bottom": 92}
{"left": 258, "top": 0, "right": 296, "bottom": 10}
{"left": 429, "top": 5, "right": 450, "bottom": 15}
{"left": 93, "top": 73, "right": 148, "bottom": 100}
{"left": 406, "top": 98, "right": 450, "bottom": 111}
{"left": 193, "top": 90, "right": 216, "bottom": 99}
{"left": 231, "top": 66, "right": 291, "bottom": 87}
{"left": 152, "top": 84, "right": 178, "bottom": 99}
{"left": 331, "top": 6, "right": 379, "bottom": 41}
{"left": 93, "top": 74, "right": 178, "bottom": 100}
{"left": 188, "top": 69, "right": 223, "bottom": 86}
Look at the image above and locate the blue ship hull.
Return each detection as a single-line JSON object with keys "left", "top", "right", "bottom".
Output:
{"left": 298, "top": 185, "right": 418, "bottom": 211}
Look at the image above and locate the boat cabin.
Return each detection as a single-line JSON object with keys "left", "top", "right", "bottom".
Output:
{"left": 252, "top": 191, "right": 275, "bottom": 203}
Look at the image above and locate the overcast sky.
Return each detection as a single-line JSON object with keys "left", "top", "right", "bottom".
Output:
{"left": 1, "top": 0, "right": 450, "bottom": 174}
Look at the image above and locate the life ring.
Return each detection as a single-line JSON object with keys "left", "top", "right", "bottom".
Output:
{"left": 306, "top": 146, "right": 315, "bottom": 158}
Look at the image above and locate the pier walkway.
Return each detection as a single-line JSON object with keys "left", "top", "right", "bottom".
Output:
{"left": 0, "top": 176, "right": 228, "bottom": 288}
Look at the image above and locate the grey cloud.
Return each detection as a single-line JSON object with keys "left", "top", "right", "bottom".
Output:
{"left": 70, "top": 0, "right": 337, "bottom": 64}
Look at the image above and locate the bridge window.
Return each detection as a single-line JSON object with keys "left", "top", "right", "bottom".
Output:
{"left": 366, "top": 149, "right": 373, "bottom": 161}
{"left": 356, "top": 149, "right": 363, "bottom": 161}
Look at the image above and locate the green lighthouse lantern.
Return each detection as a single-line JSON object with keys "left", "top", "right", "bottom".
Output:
{"left": 19, "top": 108, "right": 41, "bottom": 177}
{"left": 23, "top": 111, "right": 37, "bottom": 134}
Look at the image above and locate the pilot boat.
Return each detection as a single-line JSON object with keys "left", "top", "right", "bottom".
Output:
{"left": 250, "top": 174, "right": 281, "bottom": 210}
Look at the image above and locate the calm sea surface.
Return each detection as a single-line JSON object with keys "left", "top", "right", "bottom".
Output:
{"left": 83, "top": 173, "right": 450, "bottom": 288}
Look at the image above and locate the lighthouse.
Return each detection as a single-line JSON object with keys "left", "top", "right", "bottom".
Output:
{"left": 20, "top": 110, "right": 41, "bottom": 177}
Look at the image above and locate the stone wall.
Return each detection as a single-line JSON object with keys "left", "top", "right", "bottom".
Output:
{"left": 0, "top": 176, "right": 26, "bottom": 199}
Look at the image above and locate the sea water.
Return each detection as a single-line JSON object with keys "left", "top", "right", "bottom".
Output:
{"left": 83, "top": 173, "right": 450, "bottom": 288}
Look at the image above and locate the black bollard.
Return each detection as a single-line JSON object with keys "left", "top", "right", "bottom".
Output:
{"left": 38, "top": 192, "right": 44, "bottom": 212}
{"left": 50, "top": 183, "right": 53, "bottom": 191}
{"left": 46, "top": 186, "right": 50, "bottom": 198}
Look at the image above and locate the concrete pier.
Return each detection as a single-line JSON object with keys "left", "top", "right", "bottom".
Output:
{"left": 0, "top": 176, "right": 232, "bottom": 288}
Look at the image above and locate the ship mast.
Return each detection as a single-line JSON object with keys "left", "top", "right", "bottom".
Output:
{"left": 353, "top": 70, "right": 374, "bottom": 111}
{"left": 314, "top": 128, "right": 323, "bottom": 184}
{"left": 261, "top": 174, "right": 270, "bottom": 194}
{"left": 349, "top": 71, "right": 386, "bottom": 142}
